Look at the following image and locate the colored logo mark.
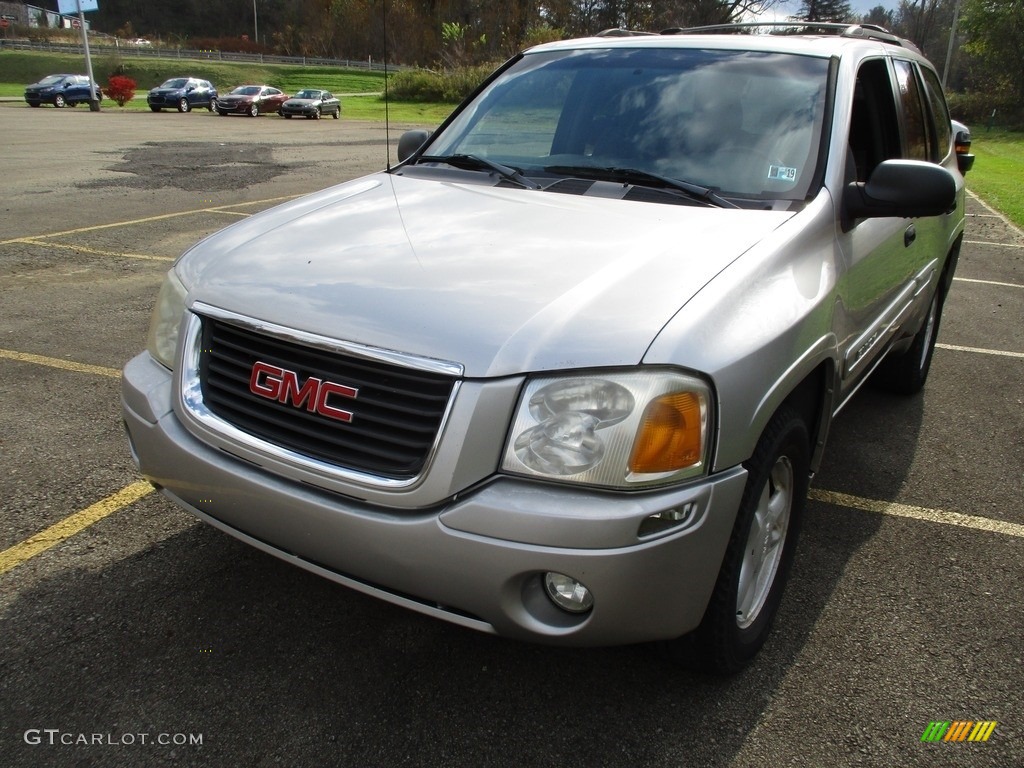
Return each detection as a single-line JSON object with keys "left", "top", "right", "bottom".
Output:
{"left": 921, "top": 721, "right": 997, "bottom": 742}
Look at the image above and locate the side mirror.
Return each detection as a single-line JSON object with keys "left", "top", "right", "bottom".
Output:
{"left": 954, "top": 129, "right": 975, "bottom": 175}
{"left": 397, "top": 129, "right": 431, "bottom": 163}
{"left": 844, "top": 160, "right": 956, "bottom": 225}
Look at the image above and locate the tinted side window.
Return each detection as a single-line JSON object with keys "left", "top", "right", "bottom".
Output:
{"left": 893, "top": 59, "right": 928, "bottom": 161}
{"left": 919, "top": 65, "right": 952, "bottom": 162}
{"left": 847, "top": 59, "right": 901, "bottom": 182}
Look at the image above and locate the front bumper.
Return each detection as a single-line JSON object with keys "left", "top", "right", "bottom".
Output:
{"left": 122, "top": 352, "right": 747, "bottom": 646}
{"left": 216, "top": 101, "right": 254, "bottom": 114}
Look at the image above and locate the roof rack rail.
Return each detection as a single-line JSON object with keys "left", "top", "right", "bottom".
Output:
{"left": 595, "top": 28, "right": 657, "bottom": 37}
{"left": 660, "top": 21, "right": 917, "bottom": 50}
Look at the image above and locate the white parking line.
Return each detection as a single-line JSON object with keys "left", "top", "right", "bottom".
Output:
{"left": 937, "top": 343, "right": 1024, "bottom": 359}
{"left": 810, "top": 489, "right": 1024, "bottom": 538}
{"left": 954, "top": 276, "right": 1023, "bottom": 289}
{"left": 964, "top": 240, "right": 1024, "bottom": 249}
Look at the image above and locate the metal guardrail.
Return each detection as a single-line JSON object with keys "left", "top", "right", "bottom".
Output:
{"left": 0, "top": 38, "right": 400, "bottom": 71}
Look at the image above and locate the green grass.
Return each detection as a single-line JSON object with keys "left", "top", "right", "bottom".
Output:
{"left": 967, "top": 130, "right": 1024, "bottom": 229}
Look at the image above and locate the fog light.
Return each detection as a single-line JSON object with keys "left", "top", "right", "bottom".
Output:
{"left": 543, "top": 572, "right": 594, "bottom": 614}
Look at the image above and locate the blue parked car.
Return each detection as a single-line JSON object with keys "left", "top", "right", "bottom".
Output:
{"left": 24, "top": 74, "right": 102, "bottom": 108}
{"left": 147, "top": 77, "right": 218, "bottom": 113}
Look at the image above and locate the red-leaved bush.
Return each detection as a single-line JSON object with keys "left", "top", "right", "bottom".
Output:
{"left": 106, "top": 75, "right": 137, "bottom": 107}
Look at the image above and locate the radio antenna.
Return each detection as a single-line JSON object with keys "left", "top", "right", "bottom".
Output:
{"left": 382, "top": 0, "right": 391, "bottom": 171}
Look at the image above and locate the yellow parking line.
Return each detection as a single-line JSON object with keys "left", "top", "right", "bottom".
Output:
{"left": 0, "top": 348, "right": 122, "bottom": 378}
{"left": 0, "top": 481, "right": 155, "bottom": 576}
{"left": 810, "top": 489, "right": 1024, "bottom": 538}
{"left": 0, "top": 194, "right": 301, "bottom": 245}
{"left": 16, "top": 239, "right": 174, "bottom": 262}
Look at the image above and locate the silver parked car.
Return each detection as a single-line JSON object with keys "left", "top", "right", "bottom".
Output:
{"left": 279, "top": 89, "right": 341, "bottom": 119}
{"left": 123, "top": 24, "right": 966, "bottom": 672}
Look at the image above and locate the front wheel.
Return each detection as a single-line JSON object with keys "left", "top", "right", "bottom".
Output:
{"left": 177, "top": 97, "right": 190, "bottom": 113}
{"left": 666, "top": 405, "right": 809, "bottom": 674}
{"left": 248, "top": 103, "right": 259, "bottom": 117}
{"left": 54, "top": 94, "right": 66, "bottom": 108}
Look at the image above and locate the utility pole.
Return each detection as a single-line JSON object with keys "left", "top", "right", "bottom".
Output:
{"left": 942, "top": 0, "right": 962, "bottom": 88}
{"left": 77, "top": 0, "right": 100, "bottom": 111}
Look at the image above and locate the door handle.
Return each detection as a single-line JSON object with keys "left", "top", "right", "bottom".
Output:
{"left": 904, "top": 224, "right": 917, "bottom": 247}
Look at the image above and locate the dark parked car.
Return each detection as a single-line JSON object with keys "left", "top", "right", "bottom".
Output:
{"left": 147, "top": 78, "right": 218, "bottom": 113}
{"left": 24, "top": 74, "right": 102, "bottom": 108}
{"left": 215, "top": 85, "right": 288, "bottom": 117}
{"left": 279, "top": 90, "right": 341, "bottom": 120}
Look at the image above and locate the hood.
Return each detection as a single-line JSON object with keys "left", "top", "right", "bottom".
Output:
{"left": 179, "top": 174, "right": 791, "bottom": 378}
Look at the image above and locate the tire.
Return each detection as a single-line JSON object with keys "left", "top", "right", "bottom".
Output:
{"left": 332, "top": 108, "right": 340, "bottom": 119}
{"left": 248, "top": 103, "right": 259, "bottom": 117}
{"left": 54, "top": 94, "right": 66, "bottom": 108}
{"left": 150, "top": 106, "right": 161, "bottom": 112}
{"left": 177, "top": 98, "right": 190, "bottom": 113}
{"left": 666, "top": 405, "right": 809, "bottom": 674}
{"left": 207, "top": 99, "right": 216, "bottom": 112}
{"left": 871, "top": 290, "right": 942, "bottom": 395}
{"left": 218, "top": 109, "right": 228, "bottom": 116}
{"left": 313, "top": 107, "right": 321, "bottom": 120}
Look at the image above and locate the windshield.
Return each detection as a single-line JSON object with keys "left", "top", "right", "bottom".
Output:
{"left": 232, "top": 86, "right": 262, "bottom": 96}
{"left": 295, "top": 90, "right": 321, "bottom": 99}
{"left": 426, "top": 47, "right": 830, "bottom": 201}
{"left": 38, "top": 75, "right": 67, "bottom": 86}
{"left": 160, "top": 79, "right": 189, "bottom": 89}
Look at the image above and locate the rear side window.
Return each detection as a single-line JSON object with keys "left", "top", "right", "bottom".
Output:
{"left": 919, "top": 66, "right": 952, "bottom": 162}
{"left": 893, "top": 60, "right": 929, "bottom": 161}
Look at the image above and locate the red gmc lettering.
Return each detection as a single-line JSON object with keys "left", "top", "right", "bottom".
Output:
{"left": 249, "top": 361, "right": 357, "bottom": 423}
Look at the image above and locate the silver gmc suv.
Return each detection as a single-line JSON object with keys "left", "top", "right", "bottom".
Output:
{"left": 122, "top": 24, "right": 968, "bottom": 672}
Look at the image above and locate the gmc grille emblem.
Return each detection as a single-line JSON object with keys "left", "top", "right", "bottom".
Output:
{"left": 249, "top": 361, "right": 358, "bottom": 423}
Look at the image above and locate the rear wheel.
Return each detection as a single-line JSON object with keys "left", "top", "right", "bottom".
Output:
{"left": 208, "top": 99, "right": 216, "bottom": 112}
{"left": 665, "top": 405, "right": 809, "bottom": 674}
{"left": 332, "top": 108, "right": 340, "bottom": 119}
{"left": 872, "top": 290, "right": 942, "bottom": 395}
{"left": 177, "top": 97, "right": 190, "bottom": 113}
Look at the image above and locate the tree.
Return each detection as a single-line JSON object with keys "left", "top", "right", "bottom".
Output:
{"left": 860, "top": 5, "right": 895, "bottom": 28}
{"left": 793, "top": 0, "right": 854, "bottom": 22}
{"left": 958, "top": 0, "right": 1024, "bottom": 122}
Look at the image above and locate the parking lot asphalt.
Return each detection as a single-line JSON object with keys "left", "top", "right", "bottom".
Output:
{"left": 0, "top": 105, "right": 1021, "bottom": 768}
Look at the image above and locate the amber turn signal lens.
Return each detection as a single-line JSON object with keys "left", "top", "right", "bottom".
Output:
{"left": 629, "top": 392, "right": 704, "bottom": 474}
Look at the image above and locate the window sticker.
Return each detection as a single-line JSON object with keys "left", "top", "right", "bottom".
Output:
{"left": 768, "top": 165, "right": 798, "bottom": 182}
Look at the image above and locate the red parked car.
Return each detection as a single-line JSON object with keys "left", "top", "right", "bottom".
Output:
{"left": 215, "top": 85, "right": 288, "bottom": 117}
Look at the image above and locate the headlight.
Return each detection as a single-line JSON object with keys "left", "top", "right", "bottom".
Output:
{"left": 501, "top": 370, "right": 713, "bottom": 489}
{"left": 146, "top": 270, "right": 188, "bottom": 369}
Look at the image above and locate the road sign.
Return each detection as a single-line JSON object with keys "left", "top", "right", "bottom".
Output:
{"left": 57, "top": 0, "right": 98, "bottom": 13}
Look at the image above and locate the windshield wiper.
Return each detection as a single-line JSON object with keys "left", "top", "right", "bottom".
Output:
{"left": 418, "top": 154, "right": 540, "bottom": 190}
{"left": 544, "top": 165, "right": 738, "bottom": 209}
